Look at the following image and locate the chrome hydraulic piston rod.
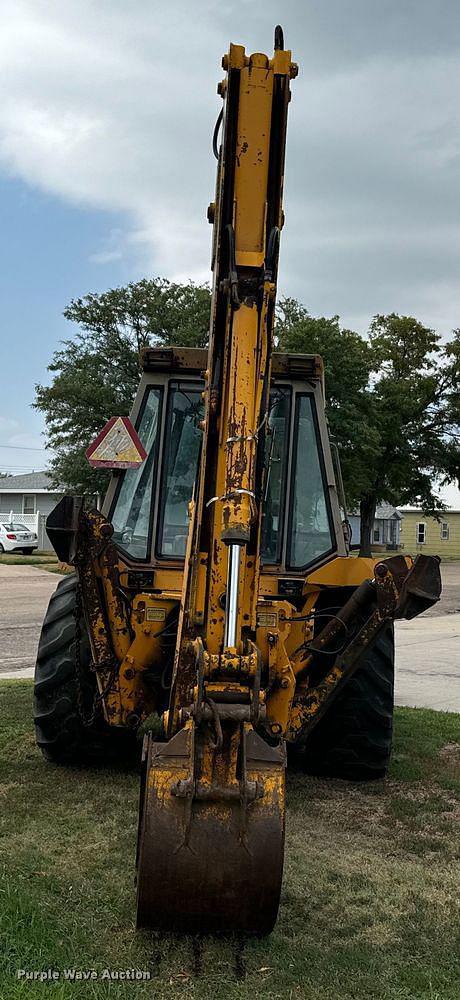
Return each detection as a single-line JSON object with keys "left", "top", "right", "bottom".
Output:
{"left": 224, "top": 543, "right": 242, "bottom": 649}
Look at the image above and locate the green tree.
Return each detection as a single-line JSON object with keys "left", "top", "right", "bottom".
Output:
{"left": 36, "top": 282, "right": 460, "bottom": 557}
{"left": 34, "top": 278, "right": 210, "bottom": 495}
{"left": 358, "top": 315, "right": 460, "bottom": 555}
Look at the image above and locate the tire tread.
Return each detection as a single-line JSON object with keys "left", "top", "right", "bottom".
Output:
{"left": 299, "top": 624, "right": 395, "bottom": 781}
{"left": 33, "top": 574, "right": 136, "bottom": 766}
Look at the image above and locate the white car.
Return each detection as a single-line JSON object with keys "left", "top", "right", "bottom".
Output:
{"left": 0, "top": 521, "right": 38, "bottom": 554}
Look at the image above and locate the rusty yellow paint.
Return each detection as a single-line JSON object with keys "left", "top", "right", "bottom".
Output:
{"left": 146, "top": 721, "right": 194, "bottom": 799}
{"left": 265, "top": 633, "right": 296, "bottom": 736}
{"left": 225, "top": 42, "right": 246, "bottom": 71}
{"left": 103, "top": 593, "right": 176, "bottom": 726}
{"left": 221, "top": 300, "right": 266, "bottom": 544}
{"left": 175, "top": 42, "right": 294, "bottom": 668}
{"left": 287, "top": 659, "right": 345, "bottom": 742}
{"left": 233, "top": 54, "right": 274, "bottom": 268}
{"left": 191, "top": 551, "right": 209, "bottom": 626}
{"left": 86, "top": 533, "right": 386, "bottom": 738}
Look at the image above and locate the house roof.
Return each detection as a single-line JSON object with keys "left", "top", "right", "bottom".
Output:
{"left": 398, "top": 508, "right": 460, "bottom": 515}
{"left": 350, "top": 504, "right": 402, "bottom": 520}
{"left": 375, "top": 503, "right": 402, "bottom": 520}
{"left": 0, "top": 471, "right": 60, "bottom": 493}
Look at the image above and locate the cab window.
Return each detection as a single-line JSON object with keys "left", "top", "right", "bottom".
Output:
{"left": 287, "top": 394, "right": 334, "bottom": 568}
{"left": 157, "top": 387, "right": 203, "bottom": 557}
{"left": 111, "top": 387, "right": 161, "bottom": 560}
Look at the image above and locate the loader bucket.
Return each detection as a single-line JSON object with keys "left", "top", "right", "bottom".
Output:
{"left": 395, "top": 553, "right": 442, "bottom": 620}
{"left": 136, "top": 725, "right": 285, "bottom": 935}
{"left": 46, "top": 495, "right": 84, "bottom": 564}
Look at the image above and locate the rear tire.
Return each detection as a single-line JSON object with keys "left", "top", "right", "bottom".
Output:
{"left": 293, "top": 624, "right": 394, "bottom": 781}
{"left": 34, "top": 574, "right": 137, "bottom": 766}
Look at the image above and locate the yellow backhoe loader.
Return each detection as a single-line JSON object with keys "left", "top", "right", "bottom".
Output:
{"left": 34, "top": 28, "right": 441, "bottom": 935}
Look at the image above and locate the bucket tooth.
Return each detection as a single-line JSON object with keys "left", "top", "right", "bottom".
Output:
{"left": 136, "top": 725, "right": 285, "bottom": 934}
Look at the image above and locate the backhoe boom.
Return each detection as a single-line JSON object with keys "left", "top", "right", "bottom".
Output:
{"left": 136, "top": 29, "right": 298, "bottom": 934}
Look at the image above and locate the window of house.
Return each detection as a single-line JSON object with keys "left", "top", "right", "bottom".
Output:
{"left": 416, "top": 522, "right": 426, "bottom": 544}
{"left": 23, "top": 495, "right": 35, "bottom": 514}
{"left": 373, "top": 526, "right": 380, "bottom": 543}
{"left": 441, "top": 522, "right": 449, "bottom": 541}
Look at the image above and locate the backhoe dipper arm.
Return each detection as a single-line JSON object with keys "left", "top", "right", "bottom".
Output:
{"left": 168, "top": 32, "right": 298, "bottom": 726}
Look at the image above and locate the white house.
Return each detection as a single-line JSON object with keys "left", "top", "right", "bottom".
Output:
{"left": 0, "top": 471, "right": 62, "bottom": 551}
{"left": 347, "top": 503, "right": 402, "bottom": 551}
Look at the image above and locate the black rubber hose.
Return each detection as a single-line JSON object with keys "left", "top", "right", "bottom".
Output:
{"left": 274, "top": 25, "right": 284, "bottom": 51}
{"left": 212, "top": 108, "right": 223, "bottom": 160}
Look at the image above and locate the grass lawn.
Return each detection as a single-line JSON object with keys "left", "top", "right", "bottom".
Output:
{"left": 1, "top": 682, "right": 460, "bottom": 999}
{"left": 0, "top": 554, "right": 58, "bottom": 567}
{"left": 0, "top": 554, "right": 69, "bottom": 574}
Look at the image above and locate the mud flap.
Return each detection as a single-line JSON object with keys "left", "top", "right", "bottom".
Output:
{"left": 136, "top": 724, "right": 285, "bottom": 934}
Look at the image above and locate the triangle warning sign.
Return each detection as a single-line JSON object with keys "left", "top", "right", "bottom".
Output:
{"left": 85, "top": 416, "right": 147, "bottom": 469}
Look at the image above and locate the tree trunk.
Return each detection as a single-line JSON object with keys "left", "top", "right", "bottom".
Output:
{"left": 359, "top": 494, "right": 377, "bottom": 557}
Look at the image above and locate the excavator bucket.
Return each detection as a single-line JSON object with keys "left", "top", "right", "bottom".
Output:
{"left": 136, "top": 724, "right": 285, "bottom": 934}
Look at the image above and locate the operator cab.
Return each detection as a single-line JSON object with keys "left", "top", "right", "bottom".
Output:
{"left": 103, "top": 347, "right": 346, "bottom": 577}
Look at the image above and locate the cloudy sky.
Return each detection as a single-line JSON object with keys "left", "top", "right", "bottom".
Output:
{"left": 0, "top": 0, "right": 459, "bottom": 499}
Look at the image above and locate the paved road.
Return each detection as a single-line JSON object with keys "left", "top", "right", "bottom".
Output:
{"left": 0, "top": 562, "right": 459, "bottom": 711}
{"left": 0, "top": 564, "right": 64, "bottom": 679}
{"left": 395, "top": 613, "right": 460, "bottom": 711}
{"left": 393, "top": 561, "right": 460, "bottom": 710}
